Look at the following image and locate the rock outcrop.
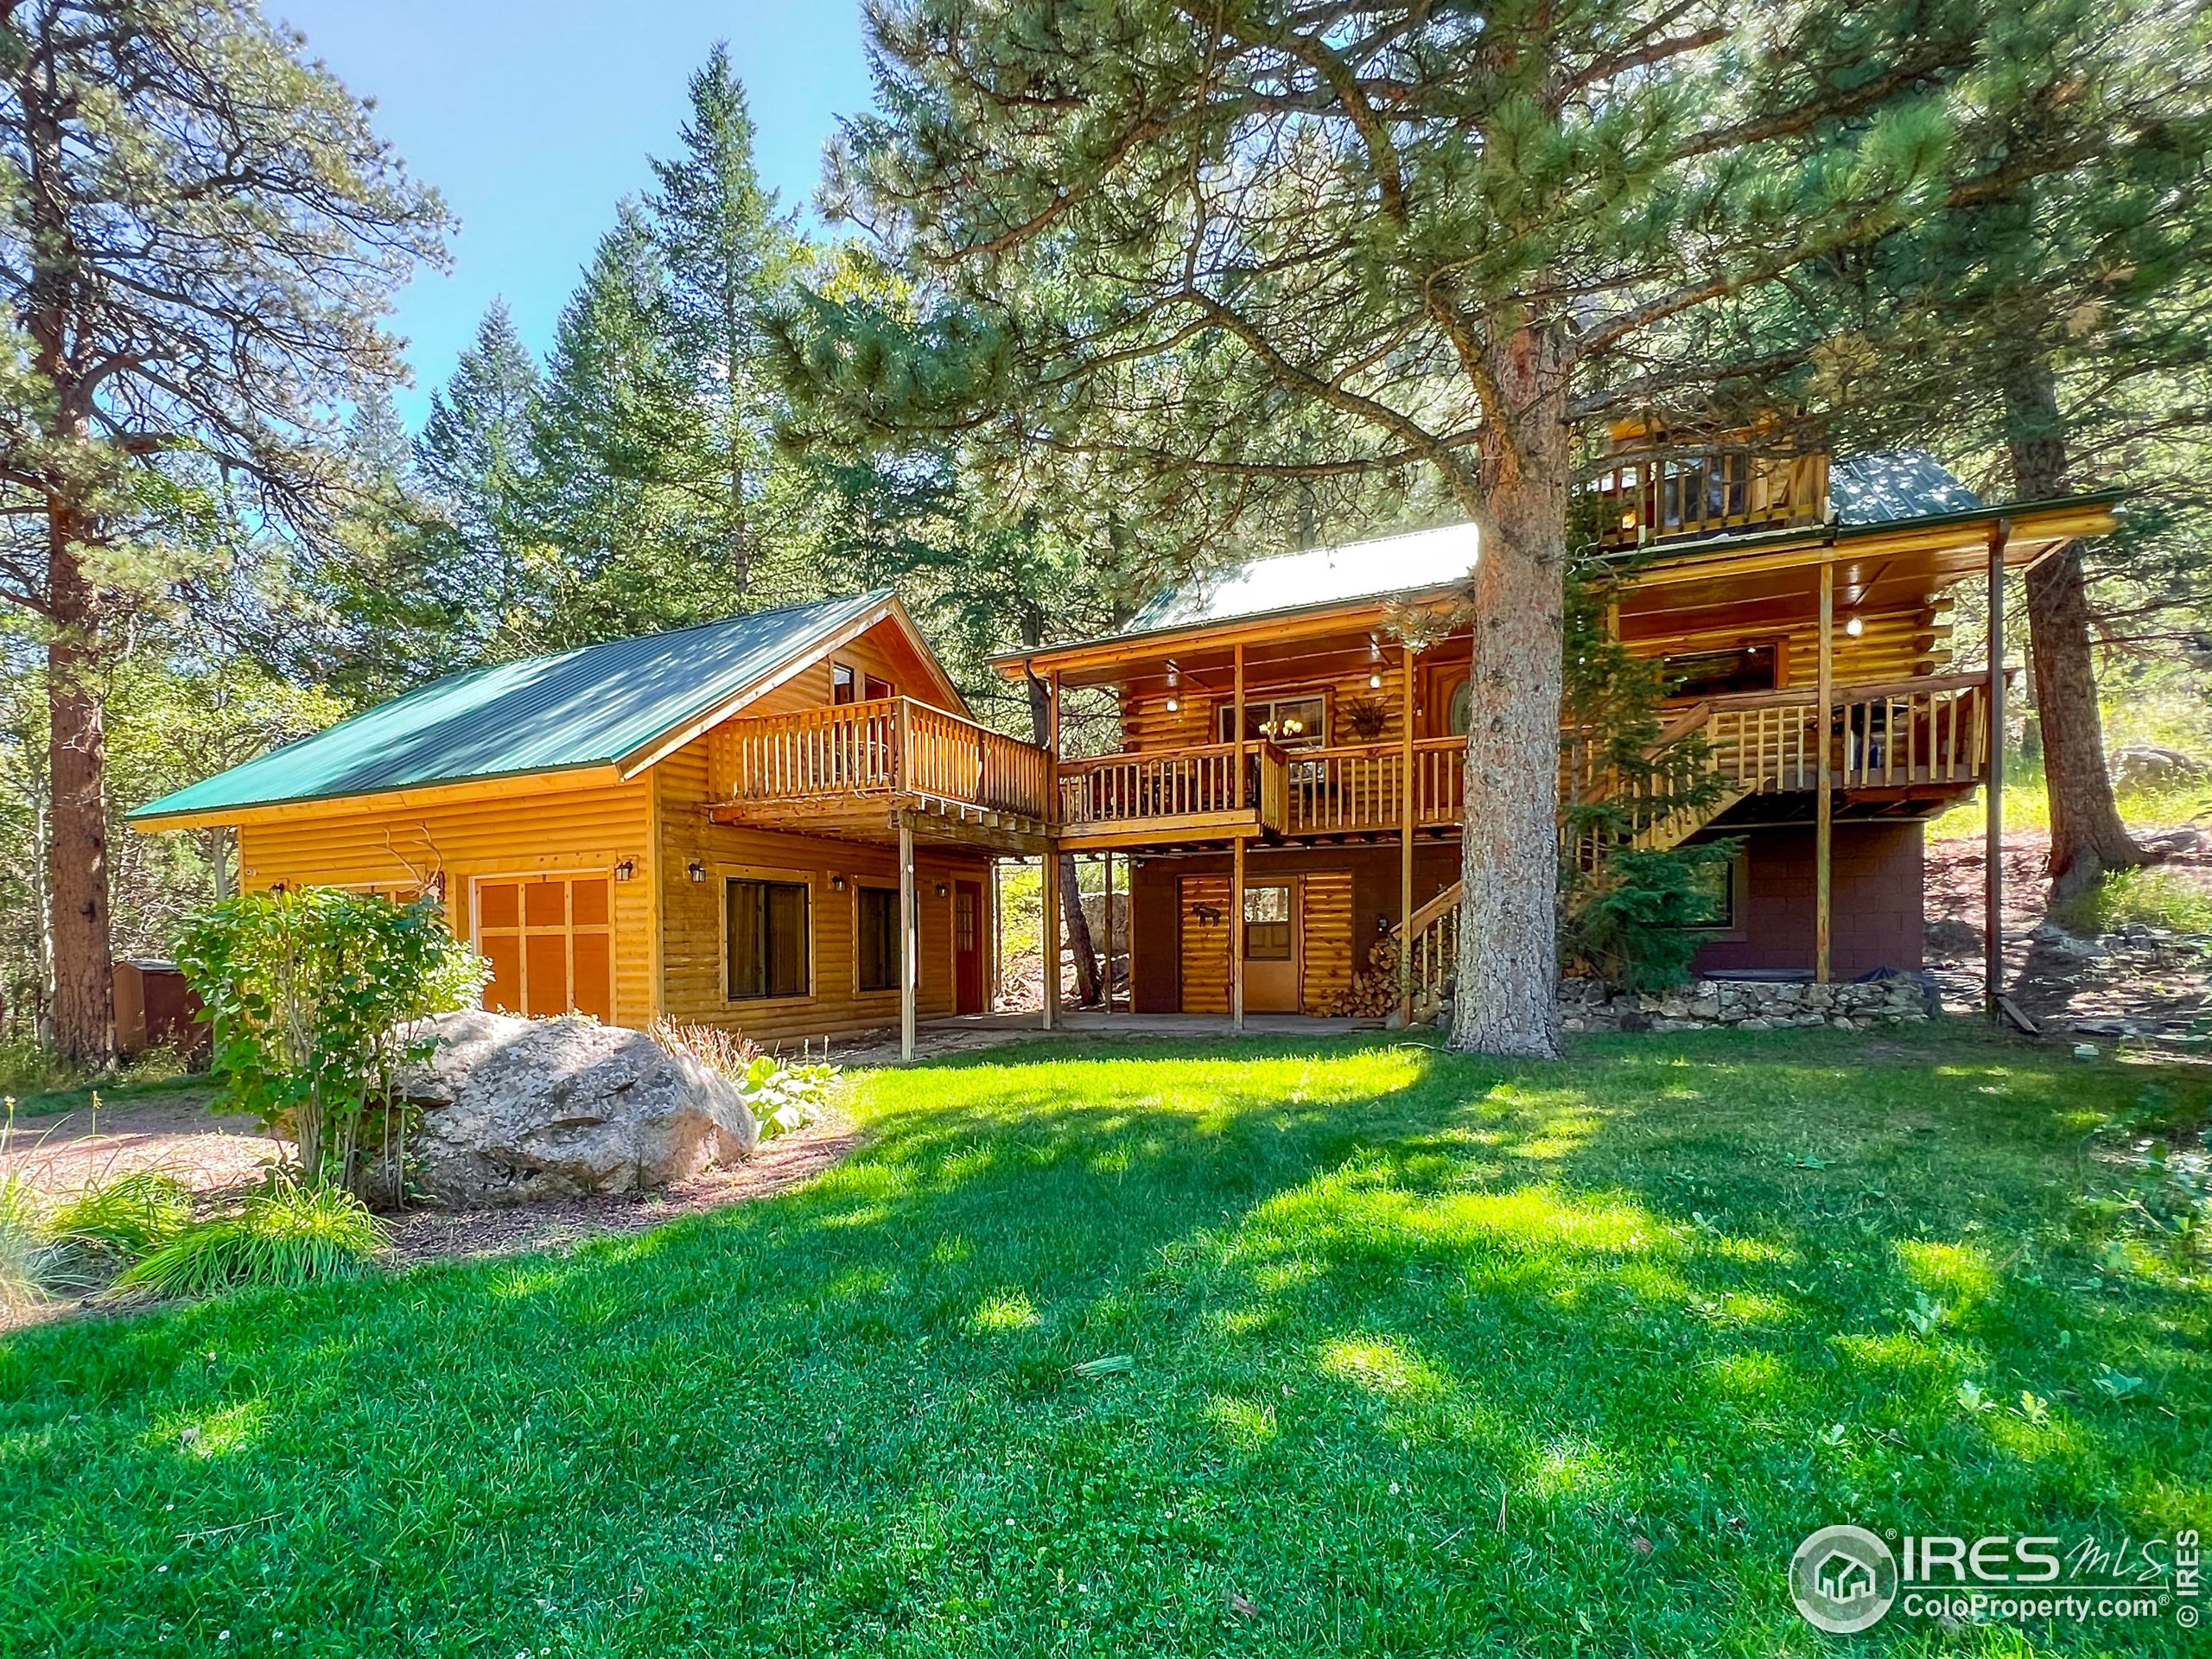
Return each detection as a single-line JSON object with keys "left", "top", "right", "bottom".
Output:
{"left": 400, "top": 1011, "right": 757, "bottom": 1205}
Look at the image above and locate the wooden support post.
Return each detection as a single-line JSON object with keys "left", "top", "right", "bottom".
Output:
{"left": 898, "top": 813, "right": 917, "bottom": 1062}
{"left": 1102, "top": 849, "right": 1115, "bottom": 1014}
{"left": 1043, "top": 672, "right": 1062, "bottom": 1032}
{"left": 1399, "top": 640, "right": 1416, "bottom": 1028}
{"left": 1986, "top": 522, "right": 2010, "bottom": 1021}
{"left": 1232, "top": 644, "right": 1246, "bottom": 1033}
{"left": 1815, "top": 560, "right": 1834, "bottom": 984}
{"left": 1231, "top": 832, "right": 1246, "bottom": 1033}
{"left": 988, "top": 858, "right": 1001, "bottom": 1010}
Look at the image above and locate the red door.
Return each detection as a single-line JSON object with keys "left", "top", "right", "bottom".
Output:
{"left": 953, "top": 880, "right": 986, "bottom": 1014}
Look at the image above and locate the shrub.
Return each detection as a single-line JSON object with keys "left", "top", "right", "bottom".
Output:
{"left": 175, "top": 887, "right": 490, "bottom": 1200}
{"left": 1564, "top": 842, "right": 1744, "bottom": 994}
{"left": 115, "top": 1182, "right": 386, "bottom": 1300}
{"left": 651, "top": 1020, "right": 841, "bottom": 1141}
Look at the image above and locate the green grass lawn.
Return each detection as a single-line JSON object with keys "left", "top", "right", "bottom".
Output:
{"left": 3, "top": 1028, "right": 2207, "bottom": 1656}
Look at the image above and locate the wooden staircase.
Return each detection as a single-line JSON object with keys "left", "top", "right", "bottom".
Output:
{"left": 1403, "top": 705, "right": 1739, "bottom": 1024}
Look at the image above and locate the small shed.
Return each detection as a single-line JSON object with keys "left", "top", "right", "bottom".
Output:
{"left": 113, "top": 959, "right": 205, "bottom": 1059}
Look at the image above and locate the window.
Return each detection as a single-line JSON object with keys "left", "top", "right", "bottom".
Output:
{"left": 1662, "top": 645, "right": 1777, "bottom": 700}
{"left": 1680, "top": 856, "right": 1738, "bottom": 930}
{"left": 1243, "top": 884, "right": 1293, "bottom": 960}
{"left": 863, "top": 672, "right": 893, "bottom": 702}
{"left": 831, "top": 663, "right": 855, "bottom": 705}
{"left": 1217, "top": 694, "right": 1327, "bottom": 749}
{"left": 727, "top": 878, "right": 810, "bottom": 1000}
{"left": 856, "top": 886, "right": 899, "bottom": 992}
{"left": 1445, "top": 675, "right": 1472, "bottom": 737}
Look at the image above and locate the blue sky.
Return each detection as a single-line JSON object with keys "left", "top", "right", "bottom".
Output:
{"left": 274, "top": 1, "right": 876, "bottom": 423}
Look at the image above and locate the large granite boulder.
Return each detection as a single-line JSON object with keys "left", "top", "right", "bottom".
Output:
{"left": 400, "top": 1011, "right": 758, "bottom": 1205}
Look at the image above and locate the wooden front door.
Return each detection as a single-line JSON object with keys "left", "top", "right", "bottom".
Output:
{"left": 1242, "top": 880, "right": 1300, "bottom": 1013}
{"left": 476, "top": 874, "right": 614, "bottom": 1023}
{"left": 953, "top": 880, "right": 986, "bottom": 1014}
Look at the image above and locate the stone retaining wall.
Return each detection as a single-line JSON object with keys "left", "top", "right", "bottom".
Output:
{"left": 1556, "top": 974, "right": 1934, "bottom": 1033}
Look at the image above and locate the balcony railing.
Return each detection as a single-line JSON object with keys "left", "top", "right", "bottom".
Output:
{"left": 1701, "top": 673, "right": 1992, "bottom": 791}
{"left": 1058, "top": 741, "right": 1289, "bottom": 835}
{"left": 1589, "top": 445, "right": 1827, "bottom": 550}
{"left": 711, "top": 696, "right": 1052, "bottom": 823}
{"left": 1281, "top": 739, "right": 1465, "bottom": 835}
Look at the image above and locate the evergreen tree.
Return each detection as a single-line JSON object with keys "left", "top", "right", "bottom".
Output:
{"left": 527, "top": 202, "right": 717, "bottom": 644}
{"left": 649, "top": 44, "right": 801, "bottom": 600}
{"left": 0, "top": 0, "right": 446, "bottom": 1063}
{"left": 416, "top": 299, "right": 548, "bottom": 659}
{"left": 1790, "top": 0, "right": 2212, "bottom": 899}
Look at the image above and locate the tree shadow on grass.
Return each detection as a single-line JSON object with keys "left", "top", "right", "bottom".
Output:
{"left": 0, "top": 1027, "right": 2205, "bottom": 1656}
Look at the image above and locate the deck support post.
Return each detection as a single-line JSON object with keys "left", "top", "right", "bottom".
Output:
{"left": 1043, "top": 673, "right": 1061, "bottom": 1032}
{"left": 898, "top": 812, "right": 917, "bottom": 1062}
{"left": 1986, "top": 521, "right": 2010, "bottom": 1021}
{"left": 1232, "top": 643, "right": 1245, "bottom": 1032}
{"left": 1102, "top": 849, "right": 1114, "bottom": 1014}
{"left": 1399, "top": 640, "right": 1415, "bottom": 1028}
{"left": 1815, "top": 561, "right": 1834, "bottom": 984}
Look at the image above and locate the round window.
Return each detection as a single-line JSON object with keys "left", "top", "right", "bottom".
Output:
{"left": 1446, "top": 677, "right": 1472, "bottom": 737}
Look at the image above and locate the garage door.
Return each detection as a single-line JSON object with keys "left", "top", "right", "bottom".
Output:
{"left": 475, "top": 875, "right": 613, "bottom": 1022}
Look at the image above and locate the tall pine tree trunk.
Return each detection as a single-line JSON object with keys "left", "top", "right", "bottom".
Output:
{"left": 2003, "top": 354, "right": 2143, "bottom": 902}
{"left": 1451, "top": 325, "right": 1567, "bottom": 1058}
{"left": 46, "top": 520, "right": 114, "bottom": 1067}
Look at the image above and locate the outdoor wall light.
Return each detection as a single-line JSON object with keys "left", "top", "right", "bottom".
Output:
{"left": 613, "top": 859, "right": 636, "bottom": 883}
{"left": 1165, "top": 696, "right": 1179, "bottom": 713}
{"left": 935, "top": 881, "right": 950, "bottom": 898}
{"left": 686, "top": 860, "right": 708, "bottom": 883}
{"left": 1843, "top": 614, "right": 1865, "bottom": 638}
{"left": 1368, "top": 672, "right": 1383, "bottom": 690}
{"left": 830, "top": 873, "right": 848, "bottom": 892}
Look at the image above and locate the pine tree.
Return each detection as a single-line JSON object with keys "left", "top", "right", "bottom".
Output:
{"left": 417, "top": 300, "right": 547, "bottom": 659}
{"left": 649, "top": 44, "right": 801, "bottom": 601}
{"left": 0, "top": 0, "right": 446, "bottom": 1063}
{"left": 528, "top": 202, "right": 720, "bottom": 644}
{"left": 1791, "top": 0, "right": 2212, "bottom": 899}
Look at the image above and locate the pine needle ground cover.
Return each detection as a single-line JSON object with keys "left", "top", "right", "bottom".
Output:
{"left": 2, "top": 1030, "right": 2205, "bottom": 1657}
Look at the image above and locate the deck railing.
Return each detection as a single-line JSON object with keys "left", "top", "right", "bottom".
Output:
{"left": 713, "top": 696, "right": 1052, "bottom": 821}
{"left": 1058, "top": 741, "right": 1290, "bottom": 832}
{"left": 1280, "top": 739, "right": 1466, "bottom": 835}
{"left": 1588, "top": 445, "right": 1827, "bottom": 550}
{"left": 1058, "top": 673, "right": 1992, "bottom": 845}
{"left": 1701, "top": 673, "right": 1991, "bottom": 791}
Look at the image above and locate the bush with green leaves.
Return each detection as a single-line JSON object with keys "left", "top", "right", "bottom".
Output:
{"left": 175, "top": 888, "right": 489, "bottom": 1200}
{"left": 650, "top": 1019, "right": 841, "bottom": 1141}
{"left": 114, "top": 1181, "right": 385, "bottom": 1300}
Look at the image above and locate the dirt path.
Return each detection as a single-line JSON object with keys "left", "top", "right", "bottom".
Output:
{"left": 1924, "top": 826, "right": 2212, "bottom": 1046}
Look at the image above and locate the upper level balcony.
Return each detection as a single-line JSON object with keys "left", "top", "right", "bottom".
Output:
{"left": 1588, "top": 434, "right": 1829, "bottom": 552}
{"left": 706, "top": 696, "right": 1053, "bottom": 848}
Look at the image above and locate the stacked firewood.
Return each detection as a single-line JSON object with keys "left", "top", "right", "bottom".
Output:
{"left": 1325, "top": 931, "right": 1408, "bottom": 1018}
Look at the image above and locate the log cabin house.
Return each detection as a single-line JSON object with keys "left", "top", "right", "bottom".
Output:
{"left": 132, "top": 426, "right": 2118, "bottom": 1053}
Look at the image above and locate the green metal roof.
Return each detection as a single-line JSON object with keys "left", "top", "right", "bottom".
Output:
{"left": 132, "top": 591, "right": 889, "bottom": 823}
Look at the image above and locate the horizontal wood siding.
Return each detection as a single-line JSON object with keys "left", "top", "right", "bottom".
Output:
{"left": 235, "top": 780, "right": 657, "bottom": 1027}
{"left": 1298, "top": 870, "right": 1355, "bottom": 1014}
{"left": 656, "top": 733, "right": 988, "bottom": 1045}
{"left": 1177, "top": 874, "right": 1232, "bottom": 1014}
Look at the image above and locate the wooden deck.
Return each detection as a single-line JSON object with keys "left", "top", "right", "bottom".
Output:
{"left": 705, "top": 696, "right": 1053, "bottom": 850}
